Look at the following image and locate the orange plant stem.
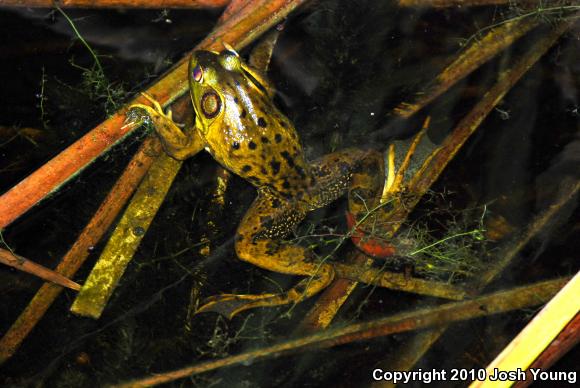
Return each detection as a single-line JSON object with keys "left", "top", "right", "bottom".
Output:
{"left": 0, "top": 100, "right": 175, "bottom": 230}
{"left": 300, "top": 18, "right": 575, "bottom": 334}
{"left": 0, "top": 136, "right": 162, "bottom": 364}
{"left": 113, "top": 278, "right": 568, "bottom": 387}
{"left": 0, "top": 0, "right": 229, "bottom": 8}
{"left": 217, "top": 0, "right": 249, "bottom": 23}
{"left": 0, "top": 248, "right": 81, "bottom": 291}
{"left": 0, "top": 0, "right": 308, "bottom": 363}
{"left": 297, "top": 253, "right": 369, "bottom": 332}
{"left": 0, "top": 0, "right": 305, "bottom": 229}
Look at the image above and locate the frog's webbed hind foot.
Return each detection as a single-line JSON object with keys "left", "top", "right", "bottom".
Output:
{"left": 196, "top": 266, "right": 334, "bottom": 319}
{"left": 347, "top": 121, "right": 437, "bottom": 258}
{"left": 195, "top": 294, "right": 282, "bottom": 319}
{"left": 195, "top": 293, "right": 276, "bottom": 320}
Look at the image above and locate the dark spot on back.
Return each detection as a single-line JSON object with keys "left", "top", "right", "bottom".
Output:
{"left": 232, "top": 141, "right": 240, "bottom": 150}
{"left": 295, "top": 165, "right": 306, "bottom": 179}
{"left": 270, "top": 159, "right": 281, "bottom": 175}
{"left": 281, "top": 151, "right": 294, "bottom": 167}
{"left": 260, "top": 167, "right": 268, "bottom": 175}
{"left": 261, "top": 136, "right": 269, "bottom": 144}
{"left": 234, "top": 97, "right": 239, "bottom": 104}
{"left": 240, "top": 109, "right": 247, "bottom": 118}
{"left": 249, "top": 141, "right": 257, "bottom": 150}
{"left": 282, "top": 180, "right": 290, "bottom": 189}
{"left": 258, "top": 117, "right": 267, "bottom": 128}
{"left": 275, "top": 134, "right": 282, "bottom": 143}
{"left": 242, "top": 165, "right": 252, "bottom": 173}
{"left": 279, "top": 120, "right": 287, "bottom": 128}
{"left": 271, "top": 198, "right": 281, "bottom": 208}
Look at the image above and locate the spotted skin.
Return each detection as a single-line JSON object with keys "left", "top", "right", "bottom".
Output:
{"left": 132, "top": 49, "right": 384, "bottom": 318}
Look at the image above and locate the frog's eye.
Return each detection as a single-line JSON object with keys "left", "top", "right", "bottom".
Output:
{"left": 192, "top": 65, "right": 203, "bottom": 82}
{"left": 201, "top": 91, "right": 221, "bottom": 118}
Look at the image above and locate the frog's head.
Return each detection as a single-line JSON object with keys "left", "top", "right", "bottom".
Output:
{"left": 189, "top": 47, "right": 273, "bottom": 136}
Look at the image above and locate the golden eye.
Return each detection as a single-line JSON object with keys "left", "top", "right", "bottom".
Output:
{"left": 201, "top": 91, "right": 221, "bottom": 118}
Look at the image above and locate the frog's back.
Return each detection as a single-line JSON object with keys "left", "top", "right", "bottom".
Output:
{"left": 189, "top": 50, "right": 312, "bottom": 199}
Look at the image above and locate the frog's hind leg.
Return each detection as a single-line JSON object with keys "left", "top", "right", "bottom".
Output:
{"left": 196, "top": 192, "right": 335, "bottom": 319}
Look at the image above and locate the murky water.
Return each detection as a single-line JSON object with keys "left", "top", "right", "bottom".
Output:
{"left": 0, "top": 1, "right": 578, "bottom": 387}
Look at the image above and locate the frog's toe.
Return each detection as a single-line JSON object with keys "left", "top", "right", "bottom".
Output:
{"left": 195, "top": 294, "right": 277, "bottom": 320}
{"left": 123, "top": 105, "right": 153, "bottom": 128}
{"left": 126, "top": 92, "right": 173, "bottom": 124}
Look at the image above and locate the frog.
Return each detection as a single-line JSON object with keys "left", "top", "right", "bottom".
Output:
{"left": 128, "top": 46, "right": 389, "bottom": 319}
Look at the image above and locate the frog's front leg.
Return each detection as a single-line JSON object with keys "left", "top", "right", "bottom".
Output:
{"left": 127, "top": 94, "right": 204, "bottom": 160}
{"left": 196, "top": 191, "right": 335, "bottom": 319}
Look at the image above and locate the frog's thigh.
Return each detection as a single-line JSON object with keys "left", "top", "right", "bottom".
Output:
{"left": 308, "top": 148, "right": 384, "bottom": 210}
{"left": 235, "top": 193, "right": 327, "bottom": 278}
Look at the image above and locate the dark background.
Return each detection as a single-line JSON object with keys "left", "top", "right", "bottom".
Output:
{"left": 0, "top": 1, "right": 578, "bottom": 386}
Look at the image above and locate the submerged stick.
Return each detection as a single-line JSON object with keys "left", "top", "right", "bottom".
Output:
{"left": 473, "top": 271, "right": 580, "bottom": 388}
{"left": 298, "top": 249, "right": 465, "bottom": 333}
{"left": 301, "top": 15, "right": 539, "bottom": 330}
{"left": 68, "top": 0, "right": 307, "bottom": 318}
{"left": 372, "top": 19, "right": 578, "bottom": 385}
{"left": 297, "top": 253, "right": 370, "bottom": 332}
{"left": 299, "top": 15, "right": 542, "bottom": 331}
{"left": 0, "top": 78, "right": 182, "bottom": 229}
{"left": 113, "top": 277, "right": 569, "bottom": 387}
{"left": 513, "top": 312, "right": 580, "bottom": 388}
{"left": 375, "top": 183, "right": 580, "bottom": 388}
{"left": 70, "top": 152, "right": 181, "bottom": 318}
{"left": 0, "top": 0, "right": 305, "bottom": 229}
{"left": 0, "top": 136, "right": 161, "bottom": 364}
{"left": 0, "top": 248, "right": 81, "bottom": 291}
{"left": 393, "top": 17, "right": 539, "bottom": 118}
{"left": 2, "top": 0, "right": 297, "bottom": 363}
{"left": 334, "top": 262, "right": 466, "bottom": 300}
{"left": 475, "top": 179, "right": 580, "bottom": 290}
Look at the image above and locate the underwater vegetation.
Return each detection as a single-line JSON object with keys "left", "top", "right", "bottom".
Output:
{"left": 0, "top": 0, "right": 578, "bottom": 386}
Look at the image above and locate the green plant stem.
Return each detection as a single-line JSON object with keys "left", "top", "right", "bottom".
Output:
{"left": 409, "top": 229, "right": 481, "bottom": 256}
{"left": 56, "top": 6, "right": 105, "bottom": 77}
